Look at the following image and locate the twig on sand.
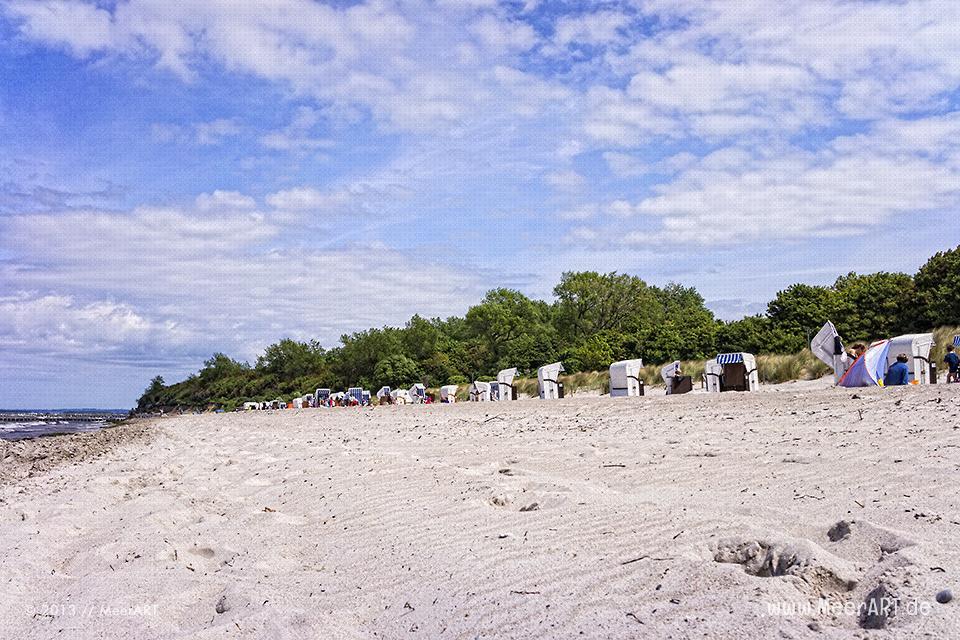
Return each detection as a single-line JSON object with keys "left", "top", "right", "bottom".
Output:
{"left": 854, "top": 500, "right": 865, "bottom": 508}
{"left": 602, "top": 464, "right": 626, "bottom": 468}
{"left": 626, "top": 612, "right": 643, "bottom": 624}
{"left": 621, "top": 555, "right": 649, "bottom": 565}
{"left": 510, "top": 590, "right": 541, "bottom": 595}
{"left": 482, "top": 415, "right": 504, "bottom": 424}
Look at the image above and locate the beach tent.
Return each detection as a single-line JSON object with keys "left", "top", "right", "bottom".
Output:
{"left": 469, "top": 381, "right": 491, "bottom": 401}
{"left": 347, "top": 387, "right": 364, "bottom": 405}
{"left": 494, "top": 368, "right": 518, "bottom": 401}
{"left": 440, "top": 384, "right": 459, "bottom": 403}
{"left": 408, "top": 383, "right": 427, "bottom": 403}
{"left": 537, "top": 362, "right": 565, "bottom": 399}
{"left": 811, "top": 321, "right": 851, "bottom": 384}
{"left": 391, "top": 389, "right": 412, "bottom": 404}
{"left": 609, "top": 359, "right": 644, "bottom": 397}
{"left": 705, "top": 353, "right": 759, "bottom": 393}
{"left": 838, "top": 340, "right": 890, "bottom": 387}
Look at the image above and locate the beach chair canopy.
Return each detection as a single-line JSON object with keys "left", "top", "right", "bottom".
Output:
{"left": 440, "top": 384, "right": 458, "bottom": 402}
{"left": 609, "top": 359, "right": 644, "bottom": 397}
{"left": 886, "top": 333, "right": 935, "bottom": 384}
{"left": 376, "top": 386, "right": 391, "bottom": 398}
{"left": 315, "top": 388, "right": 331, "bottom": 401}
{"left": 954, "top": 335, "right": 960, "bottom": 347}
{"left": 660, "top": 360, "right": 681, "bottom": 384}
{"left": 705, "top": 353, "right": 758, "bottom": 392}
{"left": 469, "top": 380, "right": 491, "bottom": 401}
{"left": 408, "top": 383, "right": 426, "bottom": 401}
{"left": 537, "top": 362, "right": 565, "bottom": 399}
{"left": 810, "top": 321, "right": 849, "bottom": 376}
{"left": 391, "top": 389, "right": 412, "bottom": 403}
{"left": 494, "top": 368, "right": 518, "bottom": 401}
{"left": 347, "top": 387, "right": 363, "bottom": 403}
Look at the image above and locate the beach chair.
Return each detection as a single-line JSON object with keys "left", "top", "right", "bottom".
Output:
{"left": 440, "top": 384, "right": 458, "bottom": 403}
{"left": 609, "top": 359, "right": 644, "bottom": 397}
{"left": 537, "top": 362, "right": 564, "bottom": 399}
{"left": 705, "top": 353, "right": 759, "bottom": 392}
{"left": 469, "top": 381, "right": 491, "bottom": 401}
{"left": 494, "top": 368, "right": 518, "bottom": 401}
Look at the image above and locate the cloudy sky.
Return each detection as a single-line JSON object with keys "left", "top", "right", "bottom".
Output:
{"left": 2, "top": 1, "right": 959, "bottom": 408}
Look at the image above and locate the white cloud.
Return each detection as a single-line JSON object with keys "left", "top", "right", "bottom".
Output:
{"left": 195, "top": 190, "right": 257, "bottom": 211}
{"left": 265, "top": 187, "right": 354, "bottom": 212}
{"left": 0, "top": 202, "right": 486, "bottom": 367}
{"left": 151, "top": 118, "right": 242, "bottom": 146}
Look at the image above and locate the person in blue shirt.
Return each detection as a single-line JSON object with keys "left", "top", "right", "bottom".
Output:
{"left": 945, "top": 345, "right": 960, "bottom": 383}
{"left": 884, "top": 354, "right": 911, "bottom": 386}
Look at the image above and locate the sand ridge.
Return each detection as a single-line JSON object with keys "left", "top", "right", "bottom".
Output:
{"left": 1, "top": 385, "right": 958, "bottom": 638}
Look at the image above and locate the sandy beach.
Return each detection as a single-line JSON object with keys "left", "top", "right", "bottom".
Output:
{"left": 2, "top": 385, "right": 959, "bottom": 639}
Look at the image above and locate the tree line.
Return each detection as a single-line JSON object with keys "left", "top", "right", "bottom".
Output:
{"left": 137, "top": 245, "right": 960, "bottom": 411}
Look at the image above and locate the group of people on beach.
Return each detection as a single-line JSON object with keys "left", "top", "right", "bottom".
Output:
{"left": 844, "top": 342, "right": 960, "bottom": 385}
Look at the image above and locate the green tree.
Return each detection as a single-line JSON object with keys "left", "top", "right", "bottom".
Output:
{"left": 373, "top": 354, "right": 423, "bottom": 389}
{"left": 464, "top": 289, "right": 553, "bottom": 372}
{"left": 256, "top": 339, "right": 327, "bottom": 380}
{"left": 553, "top": 271, "right": 657, "bottom": 341}
{"left": 716, "top": 315, "right": 773, "bottom": 354}
{"left": 767, "top": 284, "right": 836, "bottom": 352}
{"left": 915, "top": 245, "right": 960, "bottom": 328}
{"left": 832, "top": 271, "right": 914, "bottom": 340}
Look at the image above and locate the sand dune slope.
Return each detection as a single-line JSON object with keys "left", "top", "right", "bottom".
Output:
{"left": 2, "top": 386, "right": 959, "bottom": 638}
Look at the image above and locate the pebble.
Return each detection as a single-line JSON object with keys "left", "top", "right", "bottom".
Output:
{"left": 936, "top": 589, "right": 952, "bottom": 604}
{"left": 215, "top": 595, "right": 230, "bottom": 614}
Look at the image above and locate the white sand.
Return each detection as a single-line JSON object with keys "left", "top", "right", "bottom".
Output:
{"left": 2, "top": 385, "right": 959, "bottom": 638}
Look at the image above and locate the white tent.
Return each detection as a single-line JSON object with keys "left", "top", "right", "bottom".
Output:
{"left": 408, "top": 383, "right": 426, "bottom": 403}
{"left": 391, "top": 388, "right": 412, "bottom": 404}
{"left": 609, "top": 359, "right": 644, "bottom": 397}
{"left": 705, "top": 353, "right": 759, "bottom": 393}
{"left": 660, "top": 361, "right": 681, "bottom": 395}
{"left": 469, "top": 380, "right": 491, "bottom": 401}
{"left": 494, "top": 368, "right": 518, "bottom": 401}
{"left": 440, "top": 384, "right": 459, "bottom": 403}
{"left": 537, "top": 362, "right": 565, "bottom": 399}
{"left": 886, "top": 333, "right": 936, "bottom": 384}
{"left": 810, "top": 321, "right": 851, "bottom": 384}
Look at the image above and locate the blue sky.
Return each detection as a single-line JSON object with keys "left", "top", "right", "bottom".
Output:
{"left": 2, "top": 0, "right": 959, "bottom": 408}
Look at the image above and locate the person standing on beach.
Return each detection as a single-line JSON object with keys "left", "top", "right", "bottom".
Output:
{"left": 884, "top": 354, "right": 911, "bottom": 386}
{"left": 945, "top": 345, "right": 960, "bottom": 383}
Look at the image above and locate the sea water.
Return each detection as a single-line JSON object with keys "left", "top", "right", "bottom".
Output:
{"left": 0, "top": 411, "right": 126, "bottom": 441}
